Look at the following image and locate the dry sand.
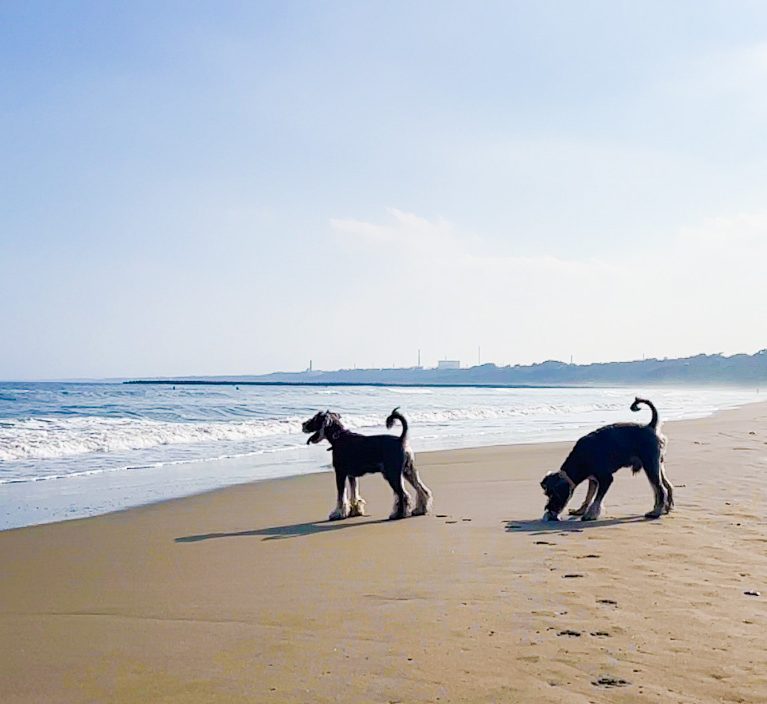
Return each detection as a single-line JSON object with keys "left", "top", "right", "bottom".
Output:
{"left": 2, "top": 402, "right": 767, "bottom": 703}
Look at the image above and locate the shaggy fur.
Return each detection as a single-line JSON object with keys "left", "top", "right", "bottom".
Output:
{"left": 302, "top": 407, "right": 433, "bottom": 520}
{"left": 540, "top": 397, "right": 673, "bottom": 522}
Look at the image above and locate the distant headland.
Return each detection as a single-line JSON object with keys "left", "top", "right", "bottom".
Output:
{"left": 125, "top": 350, "right": 767, "bottom": 388}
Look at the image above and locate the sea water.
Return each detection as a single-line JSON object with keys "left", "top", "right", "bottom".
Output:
{"left": 0, "top": 382, "right": 759, "bottom": 530}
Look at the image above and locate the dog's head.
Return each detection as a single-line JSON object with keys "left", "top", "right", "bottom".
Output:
{"left": 540, "top": 471, "right": 574, "bottom": 521}
{"left": 302, "top": 410, "right": 342, "bottom": 445}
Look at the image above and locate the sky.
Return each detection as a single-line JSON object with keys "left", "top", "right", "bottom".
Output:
{"left": 1, "top": 1, "right": 766, "bottom": 379}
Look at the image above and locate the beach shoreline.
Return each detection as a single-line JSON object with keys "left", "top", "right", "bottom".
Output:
{"left": 2, "top": 402, "right": 767, "bottom": 702}
{"left": 1, "top": 384, "right": 760, "bottom": 531}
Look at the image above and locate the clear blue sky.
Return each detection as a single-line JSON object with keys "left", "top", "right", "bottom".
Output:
{"left": 2, "top": 1, "right": 766, "bottom": 379}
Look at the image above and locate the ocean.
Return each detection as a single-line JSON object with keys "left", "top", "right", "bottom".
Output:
{"left": 0, "top": 382, "right": 759, "bottom": 530}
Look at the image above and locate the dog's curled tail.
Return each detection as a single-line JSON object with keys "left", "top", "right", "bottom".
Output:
{"left": 385, "top": 407, "right": 408, "bottom": 442}
{"left": 630, "top": 397, "right": 659, "bottom": 430}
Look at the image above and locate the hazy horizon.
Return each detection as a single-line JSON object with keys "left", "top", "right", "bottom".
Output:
{"left": 3, "top": 2, "right": 767, "bottom": 379}
{"left": 1, "top": 346, "right": 763, "bottom": 383}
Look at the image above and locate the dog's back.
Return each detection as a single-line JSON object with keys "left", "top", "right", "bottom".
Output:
{"left": 573, "top": 422, "right": 660, "bottom": 466}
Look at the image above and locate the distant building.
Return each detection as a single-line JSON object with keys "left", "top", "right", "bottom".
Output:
{"left": 437, "top": 359, "right": 460, "bottom": 370}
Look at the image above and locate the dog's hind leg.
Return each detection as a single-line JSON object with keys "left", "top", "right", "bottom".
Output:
{"left": 582, "top": 475, "right": 613, "bottom": 521}
{"left": 660, "top": 463, "right": 674, "bottom": 513}
{"left": 643, "top": 456, "right": 668, "bottom": 519}
{"left": 385, "top": 472, "right": 412, "bottom": 520}
{"left": 404, "top": 458, "right": 432, "bottom": 516}
{"left": 347, "top": 476, "right": 367, "bottom": 517}
{"left": 328, "top": 470, "right": 351, "bottom": 521}
{"left": 569, "top": 477, "right": 597, "bottom": 516}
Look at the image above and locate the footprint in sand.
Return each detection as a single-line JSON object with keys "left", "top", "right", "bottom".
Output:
{"left": 534, "top": 540, "right": 556, "bottom": 545}
{"left": 597, "top": 599, "right": 618, "bottom": 605}
{"left": 590, "top": 631, "right": 611, "bottom": 637}
{"left": 562, "top": 573, "right": 584, "bottom": 578}
{"left": 557, "top": 629, "right": 581, "bottom": 637}
{"left": 445, "top": 520, "right": 458, "bottom": 524}
{"left": 436, "top": 514, "right": 449, "bottom": 518}
{"left": 577, "top": 554, "right": 601, "bottom": 559}
{"left": 592, "top": 677, "right": 630, "bottom": 688}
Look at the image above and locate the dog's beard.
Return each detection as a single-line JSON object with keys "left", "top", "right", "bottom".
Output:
{"left": 306, "top": 430, "right": 323, "bottom": 445}
{"left": 541, "top": 475, "right": 572, "bottom": 520}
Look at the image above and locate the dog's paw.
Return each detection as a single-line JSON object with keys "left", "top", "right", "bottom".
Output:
{"left": 348, "top": 503, "right": 366, "bottom": 518}
{"left": 328, "top": 504, "right": 350, "bottom": 521}
{"left": 644, "top": 509, "right": 663, "bottom": 519}
{"left": 568, "top": 507, "right": 586, "bottom": 516}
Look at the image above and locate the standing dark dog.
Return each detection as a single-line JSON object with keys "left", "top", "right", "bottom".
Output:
{"left": 302, "top": 407, "right": 433, "bottom": 520}
{"left": 540, "top": 398, "right": 673, "bottom": 521}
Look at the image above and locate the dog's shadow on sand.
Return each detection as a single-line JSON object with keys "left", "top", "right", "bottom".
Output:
{"left": 175, "top": 517, "right": 392, "bottom": 543}
{"left": 505, "top": 515, "right": 651, "bottom": 535}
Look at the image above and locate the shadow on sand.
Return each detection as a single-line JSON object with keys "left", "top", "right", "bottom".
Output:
{"left": 504, "top": 514, "right": 652, "bottom": 536}
{"left": 175, "top": 517, "right": 392, "bottom": 543}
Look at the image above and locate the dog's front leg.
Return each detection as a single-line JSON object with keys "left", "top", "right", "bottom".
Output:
{"left": 347, "top": 476, "right": 367, "bottom": 517}
{"left": 582, "top": 475, "right": 612, "bottom": 521}
{"left": 569, "top": 477, "right": 597, "bottom": 516}
{"left": 328, "top": 470, "right": 351, "bottom": 521}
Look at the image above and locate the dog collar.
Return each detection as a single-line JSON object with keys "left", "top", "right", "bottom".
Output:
{"left": 558, "top": 470, "right": 576, "bottom": 490}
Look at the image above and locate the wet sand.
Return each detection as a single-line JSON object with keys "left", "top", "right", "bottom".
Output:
{"left": 2, "top": 402, "right": 767, "bottom": 703}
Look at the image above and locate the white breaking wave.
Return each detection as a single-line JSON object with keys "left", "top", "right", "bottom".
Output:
{"left": 0, "top": 403, "right": 624, "bottom": 463}
{"left": 0, "top": 416, "right": 310, "bottom": 462}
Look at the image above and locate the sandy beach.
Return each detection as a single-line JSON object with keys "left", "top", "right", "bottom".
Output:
{"left": 2, "top": 402, "right": 766, "bottom": 703}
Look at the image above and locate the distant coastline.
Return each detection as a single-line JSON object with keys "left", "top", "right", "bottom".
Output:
{"left": 124, "top": 380, "right": 569, "bottom": 389}
{"left": 124, "top": 349, "right": 767, "bottom": 388}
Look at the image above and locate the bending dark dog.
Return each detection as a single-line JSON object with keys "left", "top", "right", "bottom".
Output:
{"left": 540, "top": 397, "right": 673, "bottom": 521}
{"left": 302, "top": 407, "right": 433, "bottom": 520}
